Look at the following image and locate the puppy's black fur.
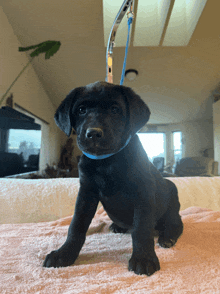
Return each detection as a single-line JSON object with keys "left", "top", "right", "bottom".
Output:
{"left": 43, "top": 81, "right": 183, "bottom": 276}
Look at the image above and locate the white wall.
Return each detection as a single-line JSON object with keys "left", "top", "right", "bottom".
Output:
{"left": 181, "top": 119, "right": 214, "bottom": 158}
{"left": 213, "top": 99, "right": 220, "bottom": 175}
{"left": 0, "top": 7, "right": 62, "bottom": 170}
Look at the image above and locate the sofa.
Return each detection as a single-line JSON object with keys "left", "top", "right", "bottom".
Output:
{"left": 174, "top": 157, "right": 219, "bottom": 177}
{"left": 1, "top": 177, "right": 220, "bottom": 293}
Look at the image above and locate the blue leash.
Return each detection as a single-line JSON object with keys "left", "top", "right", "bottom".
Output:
{"left": 120, "top": 16, "right": 133, "bottom": 85}
{"left": 83, "top": 15, "right": 133, "bottom": 160}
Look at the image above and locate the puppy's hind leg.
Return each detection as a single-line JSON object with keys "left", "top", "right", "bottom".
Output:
{"left": 157, "top": 183, "right": 183, "bottom": 248}
{"left": 109, "top": 223, "right": 128, "bottom": 234}
{"left": 157, "top": 214, "right": 183, "bottom": 248}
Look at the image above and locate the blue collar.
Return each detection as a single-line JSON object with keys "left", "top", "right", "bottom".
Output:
{"left": 82, "top": 135, "right": 131, "bottom": 160}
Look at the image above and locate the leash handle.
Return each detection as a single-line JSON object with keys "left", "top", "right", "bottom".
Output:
{"left": 105, "top": 0, "right": 135, "bottom": 84}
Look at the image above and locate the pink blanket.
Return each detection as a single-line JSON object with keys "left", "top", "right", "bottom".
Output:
{"left": 1, "top": 206, "right": 220, "bottom": 293}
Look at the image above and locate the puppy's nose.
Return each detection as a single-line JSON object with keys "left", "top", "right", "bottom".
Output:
{"left": 86, "top": 128, "right": 103, "bottom": 139}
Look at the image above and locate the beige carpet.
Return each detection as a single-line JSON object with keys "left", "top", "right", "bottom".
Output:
{"left": 1, "top": 206, "right": 220, "bottom": 293}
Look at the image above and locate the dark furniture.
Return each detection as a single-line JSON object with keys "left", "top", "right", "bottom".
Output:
{"left": 174, "top": 157, "right": 218, "bottom": 177}
{"left": 153, "top": 157, "right": 164, "bottom": 172}
{"left": 0, "top": 152, "right": 23, "bottom": 177}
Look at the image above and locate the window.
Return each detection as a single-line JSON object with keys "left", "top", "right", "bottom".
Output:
{"left": 0, "top": 106, "right": 43, "bottom": 177}
{"left": 173, "top": 131, "right": 182, "bottom": 163}
{"left": 138, "top": 133, "right": 166, "bottom": 163}
{"left": 8, "top": 129, "right": 41, "bottom": 163}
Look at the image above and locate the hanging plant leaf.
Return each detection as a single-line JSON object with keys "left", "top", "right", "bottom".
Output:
{"left": 0, "top": 40, "right": 61, "bottom": 106}
{"left": 19, "top": 40, "right": 61, "bottom": 59}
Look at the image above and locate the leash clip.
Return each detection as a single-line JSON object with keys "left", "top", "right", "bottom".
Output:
{"left": 127, "top": 10, "right": 134, "bottom": 20}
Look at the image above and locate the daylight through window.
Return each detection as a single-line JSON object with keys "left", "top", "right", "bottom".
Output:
{"left": 138, "top": 133, "right": 165, "bottom": 163}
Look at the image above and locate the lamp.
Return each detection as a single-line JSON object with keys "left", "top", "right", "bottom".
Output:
{"left": 125, "top": 69, "right": 138, "bottom": 81}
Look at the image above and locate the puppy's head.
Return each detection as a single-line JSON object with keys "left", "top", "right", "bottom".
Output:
{"left": 54, "top": 81, "right": 150, "bottom": 156}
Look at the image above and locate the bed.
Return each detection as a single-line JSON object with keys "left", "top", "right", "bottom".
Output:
{"left": 1, "top": 177, "right": 220, "bottom": 293}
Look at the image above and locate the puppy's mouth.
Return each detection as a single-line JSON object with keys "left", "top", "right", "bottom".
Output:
{"left": 81, "top": 145, "right": 116, "bottom": 156}
{"left": 77, "top": 139, "right": 116, "bottom": 156}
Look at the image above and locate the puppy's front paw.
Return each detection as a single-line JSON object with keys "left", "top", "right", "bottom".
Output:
{"left": 128, "top": 254, "right": 160, "bottom": 276}
{"left": 43, "top": 249, "right": 76, "bottom": 268}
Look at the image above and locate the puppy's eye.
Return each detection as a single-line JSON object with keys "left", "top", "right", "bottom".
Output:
{"left": 111, "top": 105, "right": 121, "bottom": 114}
{"left": 78, "top": 106, "right": 87, "bottom": 115}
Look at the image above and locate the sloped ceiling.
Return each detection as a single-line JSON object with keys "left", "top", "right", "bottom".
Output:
{"left": 1, "top": 0, "right": 220, "bottom": 124}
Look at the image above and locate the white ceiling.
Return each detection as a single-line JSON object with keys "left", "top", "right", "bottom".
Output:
{"left": 103, "top": 0, "right": 208, "bottom": 47}
{"left": 1, "top": 0, "right": 220, "bottom": 124}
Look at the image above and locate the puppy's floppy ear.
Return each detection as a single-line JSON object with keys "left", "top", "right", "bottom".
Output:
{"left": 54, "top": 87, "right": 83, "bottom": 136}
{"left": 120, "top": 86, "right": 151, "bottom": 134}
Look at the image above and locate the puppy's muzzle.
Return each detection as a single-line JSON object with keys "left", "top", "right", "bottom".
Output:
{"left": 86, "top": 128, "right": 104, "bottom": 139}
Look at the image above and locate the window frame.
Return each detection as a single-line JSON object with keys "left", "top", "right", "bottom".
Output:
{"left": 172, "top": 131, "right": 183, "bottom": 164}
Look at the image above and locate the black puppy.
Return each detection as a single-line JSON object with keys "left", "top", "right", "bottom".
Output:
{"left": 43, "top": 81, "right": 183, "bottom": 276}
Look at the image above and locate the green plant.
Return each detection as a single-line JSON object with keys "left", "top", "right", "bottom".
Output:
{"left": 0, "top": 40, "right": 61, "bottom": 106}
